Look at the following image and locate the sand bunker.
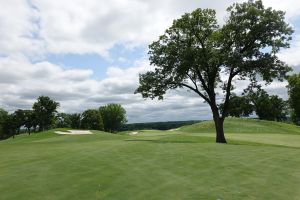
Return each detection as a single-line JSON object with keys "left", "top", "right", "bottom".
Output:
{"left": 168, "top": 128, "right": 179, "bottom": 131}
{"left": 129, "top": 131, "right": 138, "bottom": 135}
{"left": 55, "top": 130, "right": 93, "bottom": 135}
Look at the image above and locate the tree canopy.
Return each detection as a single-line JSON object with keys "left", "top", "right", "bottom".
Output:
{"left": 0, "top": 109, "right": 8, "bottom": 139}
{"left": 287, "top": 73, "right": 300, "bottom": 125}
{"left": 219, "top": 95, "right": 253, "bottom": 117}
{"left": 69, "top": 113, "right": 81, "bottom": 129}
{"left": 55, "top": 113, "right": 72, "bottom": 128}
{"left": 249, "top": 90, "right": 287, "bottom": 121}
{"left": 81, "top": 109, "right": 104, "bottom": 130}
{"left": 99, "top": 104, "right": 127, "bottom": 133}
{"left": 33, "top": 96, "right": 59, "bottom": 131}
{"left": 135, "top": 0, "right": 293, "bottom": 143}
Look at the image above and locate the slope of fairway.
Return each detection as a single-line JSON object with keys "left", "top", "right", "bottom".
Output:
{"left": 1, "top": 125, "right": 300, "bottom": 199}
{"left": 180, "top": 117, "right": 300, "bottom": 134}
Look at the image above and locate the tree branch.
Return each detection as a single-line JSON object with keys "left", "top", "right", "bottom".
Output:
{"left": 177, "top": 82, "right": 211, "bottom": 104}
{"left": 194, "top": 68, "right": 210, "bottom": 92}
{"left": 190, "top": 30, "right": 211, "bottom": 92}
{"left": 186, "top": 73, "right": 199, "bottom": 91}
{"left": 221, "top": 67, "right": 238, "bottom": 118}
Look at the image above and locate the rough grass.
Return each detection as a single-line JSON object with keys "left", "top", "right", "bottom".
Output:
{"left": 180, "top": 117, "right": 300, "bottom": 134}
{"left": 1, "top": 119, "right": 300, "bottom": 199}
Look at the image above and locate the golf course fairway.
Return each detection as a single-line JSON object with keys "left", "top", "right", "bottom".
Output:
{"left": 1, "top": 118, "right": 300, "bottom": 200}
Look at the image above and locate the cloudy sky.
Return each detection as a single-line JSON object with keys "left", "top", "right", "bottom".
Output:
{"left": 0, "top": 0, "right": 300, "bottom": 123}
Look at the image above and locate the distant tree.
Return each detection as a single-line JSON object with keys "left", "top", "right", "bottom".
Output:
{"left": 69, "top": 113, "right": 81, "bottom": 129}
{"left": 3, "top": 114, "right": 18, "bottom": 139}
{"left": 219, "top": 95, "right": 253, "bottom": 117}
{"left": 99, "top": 104, "right": 127, "bottom": 133}
{"left": 135, "top": 0, "right": 293, "bottom": 143}
{"left": 23, "top": 110, "right": 36, "bottom": 134}
{"left": 81, "top": 109, "right": 104, "bottom": 130}
{"left": 12, "top": 109, "right": 26, "bottom": 134}
{"left": 55, "top": 113, "right": 72, "bottom": 128}
{"left": 269, "top": 95, "right": 288, "bottom": 121}
{"left": 0, "top": 108, "right": 8, "bottom": 139}
{"left": 33, "top": 96, "right": 59, "bottom": 131}
{"left": 287, "top": 73, "right": 300, "bottom": 125}
{"left": 31, "top": 112, "right": 38, "bottom": 133}
{"left": 247, "top": 89, "right": 287, "bottom": 121}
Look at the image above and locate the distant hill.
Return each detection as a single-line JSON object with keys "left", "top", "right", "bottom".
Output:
{"left": 180, "top": 117, "right": 300, "bottom": 134}
{"left": 121, "top": 120, "right": 200, "bottom": 131}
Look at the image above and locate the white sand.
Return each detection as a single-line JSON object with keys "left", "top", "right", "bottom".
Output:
{"left": 55, "top": 130, "right": 93, "bottom": 135}
{"left": 129, "top": 131, "right": 138, "bottom": 135}
{"left": 168, "top": 128, "right": 179, "bottom": 131}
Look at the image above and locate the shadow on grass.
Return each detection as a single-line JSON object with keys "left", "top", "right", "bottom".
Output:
{"left": 125, "top": 136, "right": 300, "bottom": 149}
{"left": 228, "top": 139, "right": 300, "bottom": 149}
{"left": 125, "top": 136, "right": 215, "bottom": 144}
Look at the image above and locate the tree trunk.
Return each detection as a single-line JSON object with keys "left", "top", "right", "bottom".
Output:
{"left": 210, "top": 100, "right": 227, "bottom": 144}
{"left": 213, "top": 117, "right": 227, "bottom": 144}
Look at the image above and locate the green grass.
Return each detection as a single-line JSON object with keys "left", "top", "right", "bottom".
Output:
{"left": 180, "top": 117, "right": 300, "bottom": 134}
{"left": 1, "top": 119, "right": 300, "bottom": 199}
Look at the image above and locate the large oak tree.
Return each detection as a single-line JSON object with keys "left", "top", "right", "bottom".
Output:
{"left": 135, "top": 0, "right": 293, "bottom": 143}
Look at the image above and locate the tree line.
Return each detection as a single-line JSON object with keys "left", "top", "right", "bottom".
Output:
{"left": 219, "top": 74, "right": 300, "bottom": 125}
{"left": 0, "top": 96, "right": 127, "bottom": 139}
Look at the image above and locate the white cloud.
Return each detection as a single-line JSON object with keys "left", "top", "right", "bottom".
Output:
{"left": 0, "top": 55, "right": 209, "bottom": 122}
{"left": 0, "top": 0, "right": 299, "bottom": 122}
{"left": 1, "top": 0, "right": 299, "bottom": 57}
{"left": 0, "top": 0, "right": 45, "bottom": 58}
{"left": 279, "top": 34, "right": 300, "bottom": 71}
{"left": 263, "top": 0, "right": 300, "bottom": 20}
{"left": 0, "top": 0, "right": 247, "bottom": 57}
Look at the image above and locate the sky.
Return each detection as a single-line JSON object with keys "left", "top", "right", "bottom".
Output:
{"left": 0, "top": 0, "right": 300, "bottom": 123}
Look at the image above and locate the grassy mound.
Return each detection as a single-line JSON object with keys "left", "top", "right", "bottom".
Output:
{"left": 180, "top": 117, "right": 300, "bottom": 134}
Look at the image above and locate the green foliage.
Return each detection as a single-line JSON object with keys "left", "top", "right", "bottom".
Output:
{"left": 69, "top": 113, "right": 81, "bottom": 129}
{"left": 1, "top": 109, "right": 38, "bottom": 138}
{"left": 2, "top": 114, "right": 18, "bottom": 138}
{"left": 137, "top": 1, "right": 292, "bottom": 100}
{"left": 1, "top": 100, "right": 126, "bottom": 139}
{"left": 287, "top": 73, "right": 300, "bottom": 125}
{"left": 33, "top": 96, "right": 59, "bottom": 131}
{"left": 52, "top": 104, "right": 127, "bottom": 132}
{"left": 1, "top": 109, "right": 27, "bottom": 138}
{"left": 247, "top": 89, "right": 288, "bottom": 121}
{"left": 21, "top": 110, "right": 36, "bottom": 134}
{"left": 219, "top": 95, "right": 253, "bottom": 117}
{"left": 0, "top": 108, "right": 8, "bottom": 139}
{"left": 220, "top": 90, "right": 288, "bottom": 121}
{"left": 99, "top": 104, "right": 127, "bottom": 133}
{"left": 81, "top": 109, "right": 104, "bottom": 130}
{"left": 12, "top": 109, "right": 26, "bottom": 134}
{"left": 55, "top": 113, "right": 72, "bottom": 128}
{"left": 135, "top": 0, "right": 293, "bottom": 142}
